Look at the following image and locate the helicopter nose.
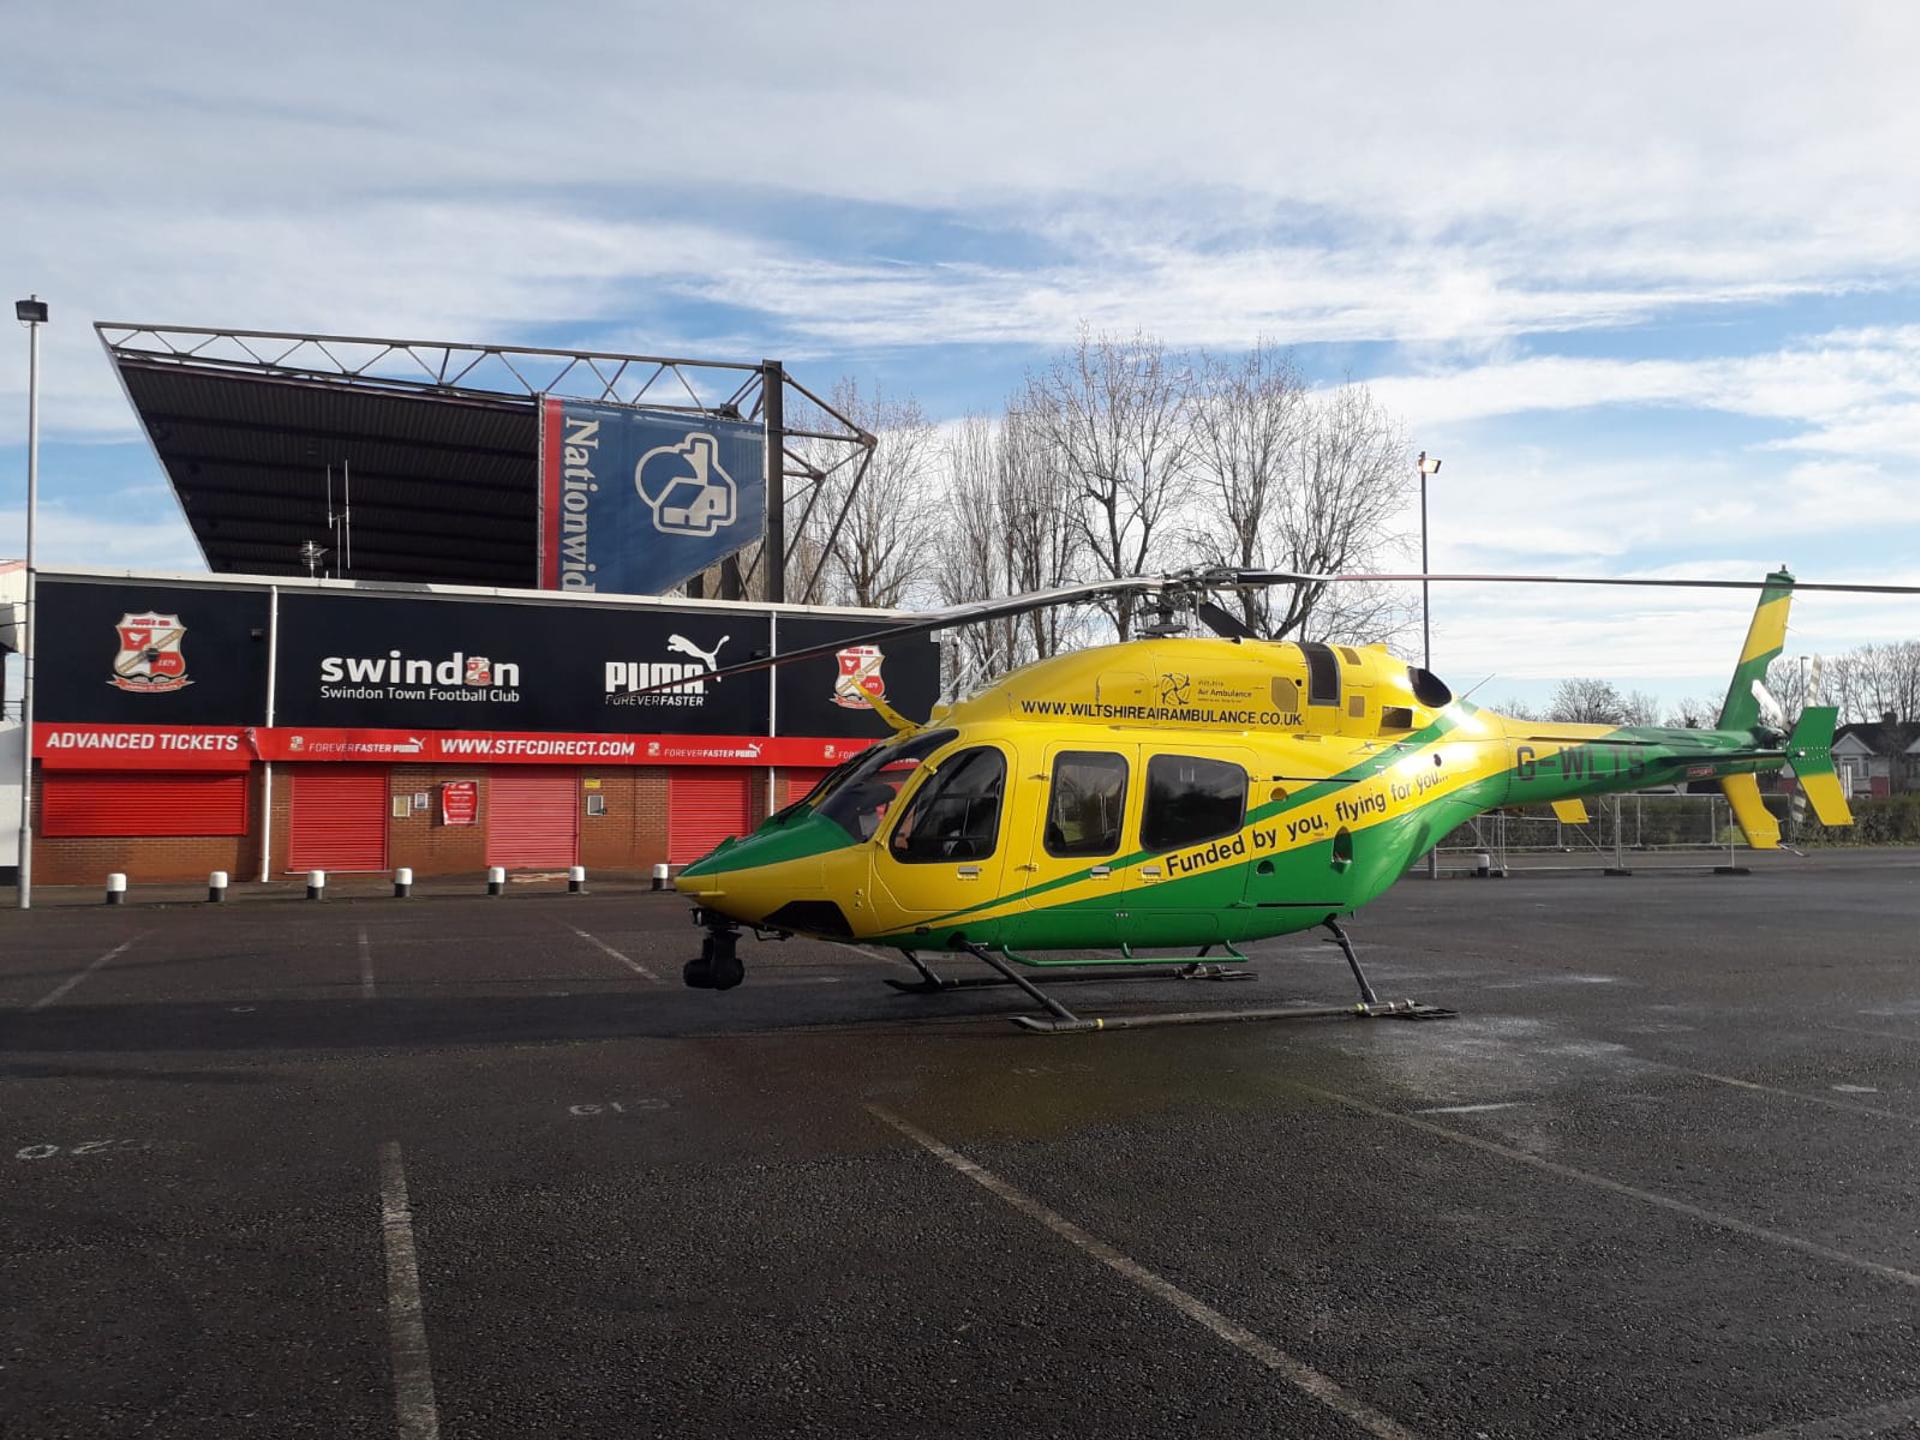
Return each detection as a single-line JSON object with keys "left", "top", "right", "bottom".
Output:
{"left": 671, "top": 814, "right": 861, "bottom": 933}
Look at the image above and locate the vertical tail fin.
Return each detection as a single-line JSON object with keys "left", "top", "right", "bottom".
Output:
{"left": 1716, "top": 568, "right": 1795, "bottom": 731}
{"left": 1785, "top": 705, "right": 1853, "bottom": 826}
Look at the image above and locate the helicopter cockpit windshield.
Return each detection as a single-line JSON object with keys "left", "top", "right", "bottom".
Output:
{"left": 814, "top": 729, "right": 958, "bottom": 842}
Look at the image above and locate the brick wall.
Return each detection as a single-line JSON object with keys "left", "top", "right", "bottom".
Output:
{"left": 28, "top": 759, "right": 798, "bottom": 886}
{"left": 29, "top": 765, "right": 262, "bottom": 886}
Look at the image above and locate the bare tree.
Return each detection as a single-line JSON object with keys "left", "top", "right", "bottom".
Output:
{"left": 1850, "top": 640, "right": 1920, "bottom": 722}
{"left": 1620, "top": 689, "right": 1664, "bottom": 727}
{"left": 937, "top": 413, "right": 1022, "bottom": 689}
{"left": 1236, "top": 384, "right": 1420, "bottom": 641}
{"left": 1663, "top": 694, "right": 1721, "bottom": 729}
{"left": 1023, "top": 327, "right": 1195, "bottom": 639}
{"left": 798, "top": 380, "right": 941, "bottom": 610}
{"left": 1185, "top": 343, "right": 1305, "bottom": 631}
{"left": 1548, "top": 677, "right": 1627, "bottom": 725}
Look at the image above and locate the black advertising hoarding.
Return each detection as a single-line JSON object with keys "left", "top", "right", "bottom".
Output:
{"left": 34, "top": 577, "right": 941, "bottom": 744}
{"left": 772, "top": 616, "right": 942, "bottom": 739}
{"left": 34, "top": 579, "right": 271, "bottom": 725}
{"left": 273, "top": 592, "right": 772, "bottom": 735}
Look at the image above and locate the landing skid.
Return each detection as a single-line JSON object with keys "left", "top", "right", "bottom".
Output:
{"left": 927, "top": 920, "right": 1456, "bottom": 1034}
{"left": 884, "top": 961, "right": 1255, "bottom": 994}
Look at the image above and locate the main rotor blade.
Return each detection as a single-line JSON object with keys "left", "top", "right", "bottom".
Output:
{"left": 1220, "top": 568, "right": 1920, "bottom": 595}
{"left": 626, "top": 575, "right": 1167, "bottom": 697}
{"left": 1195, "top": 600, "right": 1260, "bottom": 640}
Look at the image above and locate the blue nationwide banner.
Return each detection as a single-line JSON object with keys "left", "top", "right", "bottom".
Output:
{"left": 540, "top": 399, "right": 766, "bottom": 595}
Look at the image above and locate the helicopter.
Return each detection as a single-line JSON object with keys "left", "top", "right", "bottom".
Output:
{"left": 667, "top": 565, "right": 1905, "bottom": 1033}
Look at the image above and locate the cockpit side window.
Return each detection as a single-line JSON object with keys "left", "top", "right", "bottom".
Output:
{"left": 887, "top": 747, "right": 1007, "bottom": 863}
{"left": 814, "top": 729, "right": 958, "bottom": 841}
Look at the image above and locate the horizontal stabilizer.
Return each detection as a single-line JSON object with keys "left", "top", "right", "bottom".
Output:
{"left": 1551, "top": 799, "right": 1590, "bottom": 824}
{"left": 1720, "top": 773, "right": 1780, "bottom": 850}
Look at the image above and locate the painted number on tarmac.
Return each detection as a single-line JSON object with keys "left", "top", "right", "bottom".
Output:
{"left": 16, "top": 1139, "right": 154, "bottom": 1161}
{"left": 568, "top": 1099, "right": 671, "bottom": 1117}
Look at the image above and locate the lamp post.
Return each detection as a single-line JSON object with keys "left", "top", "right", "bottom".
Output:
{"left": 1417, "top": 450, "right": 1441, "bottom": 672}
{"left": 1417, "top": 449, "right": 1441, "bottom": 878}
{"left": 15, "top": 296, "right": 46, "bottom": 910}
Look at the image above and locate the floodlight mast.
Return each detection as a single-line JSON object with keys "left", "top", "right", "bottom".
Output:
{"left": 15, "top": 296, "right": 47, "bottom": 910}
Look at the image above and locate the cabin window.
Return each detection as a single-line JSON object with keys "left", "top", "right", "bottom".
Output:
{"left": 888, "top": 747, "right": 1007, "bottom": 863}
{"left": 1142, "top": 754, "right": 1247, "bottom": 852}
{"left": 1044, "top": 752, "right": 1129, "bottom": 857}
{"left": 1299, "top": 641, "right": 1341, "bottom": 707}
{"left": 815, "top": 728, "right": 957, "bottom": 841}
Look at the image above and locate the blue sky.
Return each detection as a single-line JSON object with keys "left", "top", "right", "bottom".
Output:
{"left": 3, "top": 1, "right": 1918, "bottom": 715}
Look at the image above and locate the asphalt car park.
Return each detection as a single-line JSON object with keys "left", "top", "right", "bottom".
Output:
{"left": 3, "top": 852, "right": 1919, "bottom": 1439}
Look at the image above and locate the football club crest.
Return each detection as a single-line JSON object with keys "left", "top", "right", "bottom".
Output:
{"left": 832, "top": 645, "right": 887, "bottom": 710}
{"left": 110, "top": 613, "right": 192, "bottom": 693}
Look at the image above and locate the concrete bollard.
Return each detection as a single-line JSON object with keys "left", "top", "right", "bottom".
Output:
{"left": 651, "top": 862, "right": 670, "bottom": 892}
{"left": 486, "top": 865, "right": 506, "bottom": 897}
{"left": 208, "top": 870, "right": 229, "bottom": 903}
{"left": 568, "top": 865, "right": 587, "bottom": 895}
{"left": 105, "top": 872, "right": 127, "bottom": 906}
{"left": 306, "top": 869, "right": 327, "bottom": 901}
{"left": 393, "top": 867, "right": 413, "bottom": 899}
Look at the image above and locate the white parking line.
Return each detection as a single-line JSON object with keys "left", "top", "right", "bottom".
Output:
{"left": 1412, "top": 1102, "right": 1526, "bottom": 1115}
{"left": 358, "top": 926, "right": 375, "bottom": 1000}
{"left": 1731, "top": 1390, "right": 1920, "bottom": 1439}
{"left": 869, "top": 1104, "right": 1419, "bottom": 1440}
{"left": 830, "top": 940, "right": 917, "bottom": 972}
{"left": 30, "top": 935, "right": 143, "bottom": 1011}
{"left": 1301, "top": 1085, "right": 1920, "bottom": 1291}
{"left": 1690, "top": 1071, "right": 1919, "bottom": 1125}
{"left": 563, "top": 924, "right": 661, "bottom": 983}
{"left": 1825, "top": 1022, "right": 1920, "bottom": 1044}
{"left": 379, "top": 1142, "right": 440, "bottom": 1440}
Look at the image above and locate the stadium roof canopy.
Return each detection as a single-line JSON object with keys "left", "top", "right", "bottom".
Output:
{"left": 97, "top": 324, "right": 871, "bottom": 595}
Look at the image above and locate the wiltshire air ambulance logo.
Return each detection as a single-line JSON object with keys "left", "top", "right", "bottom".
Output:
{"left": 110, "top": 613, "right": 192, "bottom": 693}
{"left": 832, "top": 645, "right": 887, "bottom": 710}
{"left": 635, "top": 431, "right": 738, "bottom": 537}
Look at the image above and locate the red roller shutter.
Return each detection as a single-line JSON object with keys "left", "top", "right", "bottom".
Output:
{"left": 670, "top": 768, "right": 751, "bottom": 865}
{"left": 486, "top": 767, "right": 579, "bottom": 869}
{"left": 782, "top": 767, "right": 836, "bottom": 807}
{"left": 42, "top": 772, "right": 249, "bottom": 837}
{"left": 288, "top": 767, "right": 390, "bottom": 872}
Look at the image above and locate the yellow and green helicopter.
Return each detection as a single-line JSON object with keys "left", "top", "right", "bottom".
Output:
{"left": 672, "top": 566, "right": 1904, "bottom": 1032}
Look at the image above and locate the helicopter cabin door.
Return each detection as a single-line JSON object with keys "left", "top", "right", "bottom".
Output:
{"left": 870, "top": 742, "right": 1011, "bottom": 923}
{"left": 1002, "top": 744, "right": 1137, "bottom": 950}
{"left": 1128, "top": 745, "right": 1260, "bottom": 948}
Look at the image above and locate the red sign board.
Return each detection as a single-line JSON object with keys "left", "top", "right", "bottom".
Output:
{"left": 440, "top": 780, "right": 478, "bottom": 826}
{"left": 34, "top": 724, "right": 878, "bottom": 770}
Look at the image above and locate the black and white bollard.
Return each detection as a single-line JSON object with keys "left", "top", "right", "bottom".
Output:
{"left": 393, "top": 867, "right": 413, "bottom": 899}
{"left": 105, "top": 873, "right": 127, "bottom": 906}
{"left": 568, "top": 865, "right": 587, "bottom": 895}
{"left": 486, "top": 865, "right": 506, "bottom": 897}
{"left": 651, "top": 863, "right": 670, "bottom": 892}
{"left": 208, "top": 870, "right": 229, "bottom": 903}
{"left": 306, "top": 869, "right": 327, "bottom": 901}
